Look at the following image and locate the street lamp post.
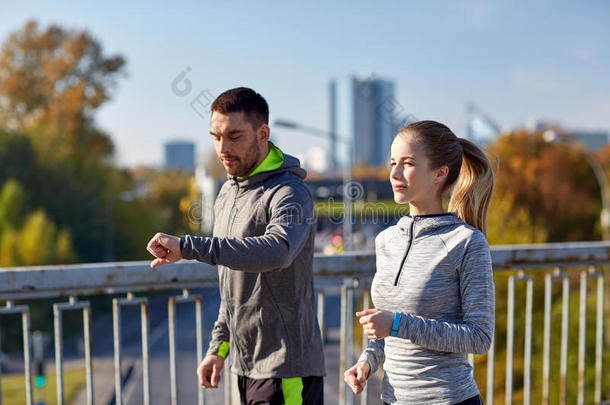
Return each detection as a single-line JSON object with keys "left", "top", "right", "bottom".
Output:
{"left": 273, "top": 119, "right": 354, "bottom": 251}
{"left": 543, "top": 129, "right": 610, "bottom": 240}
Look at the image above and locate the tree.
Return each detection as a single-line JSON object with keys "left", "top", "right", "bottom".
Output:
{"left": 0, "top": 178, "right": 28, "bottom": 234}
{"left": 0, "top": 20, "right": 125, "bottom": 161}
{"left": 0, "top": 21, "right": 132, "bottom": 262}
{"left": 487, "top": 194, "right": 547, "bottom": 245}
{"left": 0, "top": 130, "right": 38, "bottom": 189}
{"left": 147, "top": 169, "right": 193, "bottom": 235}
{"left": 486, "top": 130, "right": 599, "bottom": 242}
{"left": 0, "top": 204, "right": 77, "bottom": 267}
{"left": 180, "top": 177, "right": 203, "bottom": 234}
{"left": 0, "top": 228, "right": 20, "bottom": 267}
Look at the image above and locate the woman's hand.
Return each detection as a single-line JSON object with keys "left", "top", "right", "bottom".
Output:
{"left": 344, "top": 361, "right": 371, "bottom": 395}
{"left": 357, "top": 308, "right": 395, "bottom": 339}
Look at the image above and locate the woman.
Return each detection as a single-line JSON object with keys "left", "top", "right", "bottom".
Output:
{"left": 344, "top": 120, "right": 495, "bottom": 405}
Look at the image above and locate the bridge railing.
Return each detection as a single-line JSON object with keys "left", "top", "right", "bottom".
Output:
{"left": 0, "top": 242, "right": 608, "bottom": 405}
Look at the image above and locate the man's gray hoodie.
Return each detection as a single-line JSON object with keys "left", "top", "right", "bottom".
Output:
{"left": 359, "top": 213, "right": 494, "bottom": 404}
{"left": 180, "top": 153, "right": 326, "bottom": 379}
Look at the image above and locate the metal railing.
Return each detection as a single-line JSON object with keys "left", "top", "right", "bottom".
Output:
{"left": 0, "top": 242, "right": 608, "bottom": 405}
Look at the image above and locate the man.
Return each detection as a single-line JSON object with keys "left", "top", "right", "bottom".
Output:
{"left": 146, "top": 87, "right": 325, "bottom": 404}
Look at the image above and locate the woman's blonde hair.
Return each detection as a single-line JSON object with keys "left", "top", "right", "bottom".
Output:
{"left": 397, "top": 120, "right": 494, "bottom": 234}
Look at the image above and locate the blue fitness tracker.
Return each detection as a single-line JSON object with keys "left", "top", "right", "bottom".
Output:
{"left": 390, "top": 312, "right": 401, "bottom": 337}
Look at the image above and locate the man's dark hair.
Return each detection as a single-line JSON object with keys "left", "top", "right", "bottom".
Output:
{"left": 211, "top": 87, "right": 269, "bottom": 129}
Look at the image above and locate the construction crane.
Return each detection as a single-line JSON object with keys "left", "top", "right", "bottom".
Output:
{"left": 466, "top": 102, "right": 502, "bottom": 144}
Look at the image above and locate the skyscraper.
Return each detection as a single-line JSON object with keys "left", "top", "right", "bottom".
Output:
{"left": 164, "top": 141, "right": 195, "bottom": 172}
{"left": 330, "top": 75, "right": 397, "bottom": 170}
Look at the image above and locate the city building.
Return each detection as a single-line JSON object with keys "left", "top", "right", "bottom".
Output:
{"left": 164, "top": 141, "right": 195, "bottom": 172}
{"left": 329, "top": 75, "right": 398, "bottom": 169}
{"left": 295, "top": 147, "right": 329, "bottom": 174}
{"left": 570, "top": 130, "right": 609, "bottom": 150}
{"left": 528, "top": 120, "right": 609, "bottom": 150}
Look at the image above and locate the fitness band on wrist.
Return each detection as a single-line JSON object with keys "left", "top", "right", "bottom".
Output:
{"left": 390, "top": 312, "right": 401, "bottom": 337}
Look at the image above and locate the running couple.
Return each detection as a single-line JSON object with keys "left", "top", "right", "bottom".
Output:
{"left": 147, "top": 87, "right": 495, "bottom": 405}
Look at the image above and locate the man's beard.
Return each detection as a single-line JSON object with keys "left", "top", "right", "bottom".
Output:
{"left": 224, "top": 140, "right": 261, "bottom": 177}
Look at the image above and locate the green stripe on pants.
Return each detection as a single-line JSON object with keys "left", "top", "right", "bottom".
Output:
{"left": 281, "top": 377, "right": 303, "bottom": 405}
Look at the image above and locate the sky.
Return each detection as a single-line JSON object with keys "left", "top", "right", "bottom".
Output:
{"left": 1, "top": 0, "right": 609, "bottom": 168}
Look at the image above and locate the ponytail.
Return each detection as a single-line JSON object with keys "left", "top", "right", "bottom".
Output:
{"left": 448, "top": 138, "right": 494, "bottom": 235}
{"left": 398, "top": 121, "right": 495, "bottom": 234}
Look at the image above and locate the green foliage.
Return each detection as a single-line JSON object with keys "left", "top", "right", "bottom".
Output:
{"left": 0, "top": 205, "right": 77, "bottom": 267}
{"left": 147, "top": 169, "right": 194, "bottom": 235}
{"left": 0, "top": 20, "right": 200, "bottom": 361}
{"left": 0, "top": 227, "right": 20, "bottom": 267}
{"left": 0, "top": 19, "right": 128, "bottom": 263}
{"left": 19, "top": 210, "right": 57, "bottom": 265}
{"left": 0, "top": 131, "right": 38, "bottom": 191}
{"left": 55, "top": 228, "right": 76, "bottom": 264}
{"left": 314, "top": 199, "right": 410, "bottom": 218}
{"left": 19, "top": 209, "right": 77, "bottom": 265}
{"left": 0, "top": 179, "right": 28, "bottom": 233}
{"left": 487, "top": 194, "right": 548, "bottom": 245}
{"left": 112, "top": 198, "right": 166, "bottom": 261}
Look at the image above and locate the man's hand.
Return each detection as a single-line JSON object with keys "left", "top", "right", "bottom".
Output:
{"left": 356, "top": 308, "right": 394, "bottom": 340}
{"left": 344, "top": 360, "right": 371, "bottom": 395}
{"left": 196, "top": 355, "right": 224, "bottom": 388}
{"left": 146, "top": 232, "right": 181, "bottom": 268}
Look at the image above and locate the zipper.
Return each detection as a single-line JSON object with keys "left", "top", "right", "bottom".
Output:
{"left": 226, "top": 178, "right": 240, "bottom": 237}
{"left": 223, "top": 178, "right": 240, "bottom": 326}
{"left": 394, "top": 220, "right": 415, "bottom": 286}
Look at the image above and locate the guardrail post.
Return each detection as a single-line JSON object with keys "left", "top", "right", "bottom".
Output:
{"left": 113, "top": 292, "right": 150, "bottom": 405}
{"left": 542, "top": 267, "right": 570, "bottom": 405}
{"left": 486, "top": 333, "right": 495, "bottom": 405}
{"left": 339, "top": 278, "right": 356, "bottom": 405}
{"left": 168, "top": 289, "right": 205, "bottom": 405}
{"left": 361, "top": 287, "right": 370, "bottom": 405}
{"left": 54, "top": 296, "right": 93, "bottom": 405}
{"left": 505, "top": 270, "right": 533, "bottom": 405}
{"left": 578, "top": 271, "right": 587, "bottom": 405}
{"left": 580, "top": 266, "right": 605, "bottom": 405}
{"left": 0, "top": 301, "right": 33, "bottom": 405}
{"left": 316, "top": 289, "right": 325, "bottom": 343}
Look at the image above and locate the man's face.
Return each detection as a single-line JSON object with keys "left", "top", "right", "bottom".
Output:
{"left": 210, "top": 111, "right": 267, "bottom": 177}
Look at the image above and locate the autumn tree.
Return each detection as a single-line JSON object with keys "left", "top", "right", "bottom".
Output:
{"left": 486, "top": 193, "right": 547, "bottom": 245}
{"left": 486, "top": 130, "right": 600, "bottom": 242}
{"left": 0, "top": 20, "right": 125, "bottom": 162}
{"left": 0, "top": 20, "right": 129, "bottom": 262}
{"left": 596, "top": 143, "right": 610, "bottom": 188}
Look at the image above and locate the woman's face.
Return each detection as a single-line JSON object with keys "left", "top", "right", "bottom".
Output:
{"left": 390, "top": 133, "right": 446, "bottom": 213}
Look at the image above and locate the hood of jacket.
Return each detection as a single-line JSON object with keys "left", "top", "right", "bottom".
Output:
{"left": 228, "top": 153, "right": 307, "bottom": 189}
{"left": 396, "top": 213, "right": 466, "bottom": 238}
